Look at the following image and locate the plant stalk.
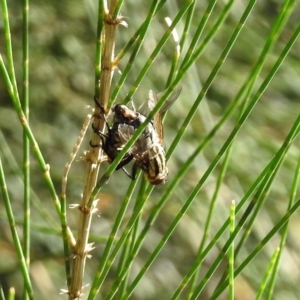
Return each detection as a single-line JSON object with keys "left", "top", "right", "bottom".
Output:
{"left": 68, "top": 0, "right": 121, "bottom": 298}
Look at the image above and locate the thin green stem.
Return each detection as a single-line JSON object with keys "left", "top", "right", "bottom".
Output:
{"left": 195, "top": 5, "right": 296, "bottom": 291}
{"left": 211, "top": 197, "right": 300, "bottom": 299}
{"left": 266, "top": 122, "right": 300, "bottom": 300}
{"left": 0, "top": 55, "right": 62, "bottom": 221}
{"left": 7, "top": 288, "right": 15, "bottom": 300}
{"left": 201, "top": 112, "right": 300, "bottom": 300}
{"left": 0, "top": 130, "right": 58, "bottom": 228}
{"left": 119, "top": 180, "right": 147, "bottom": 296}
{"left": 215, "top": 1, "right": 295, "bottom": 289}
{"left": 165, "top": 13, "right": 182, "bottom": 86}
{"left": 167, "top": 0, "right": 257, "bottom": 160}
{"left": 179, "top": 0, "right": 217, "bottom": 69}
{"left": 255, "top": 248, "right": 280, "bottom": 300}
{"left": 21, "top": 0, "right": 30, "bottom": 299}
{"left": 186, "top": 145, "right": 233, "bottom": 300}
{"left": 0, "top": 0, "right": 19, "bottom": 102}
{"left": 114, "top": 0, "right": 166, "bottom": 63}
{"left": 215, "top": 0, "right": 298, "bottom": 288}
{"left": 89, "top": 198, "right": 147, "bottom": 299}
{"left": 0, "top": 158, "right": 34, "bottom": 299}
{"left": 106, "top": 179, "right": 147, "bottom": 300}
{"left": 94, "top": 0, "right": 104, "bottom": 96}
{"left": 110, "top": 0, "right": 159, "bottom": 107}
{"left": 116, "top": 233, "right": 131, "bottom": 299}
{"left": 112, "top": 0, "right": 124, "bottom": 18}
{"left": 87, "top": 176, "right": 140, "bottom": 299}
{"left": 177, "top": 0, "right": 195, "bottom": 58}
{"left": 228, "top": 201, "right": 235, "bottom": 300}
{"left": 123, "top": 0, "right": 193, "bottom": 104}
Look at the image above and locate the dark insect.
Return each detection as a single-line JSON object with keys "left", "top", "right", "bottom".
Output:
{"left": 118, "top": 85, "right": 182, "bottom": 185}
{"left": 92, "top": 85, "right": 182, "bottom": 184}
{"left": 91, "top": 100, "right": 134, "bottom": 178}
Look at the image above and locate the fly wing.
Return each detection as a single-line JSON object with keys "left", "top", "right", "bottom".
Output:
{"left": 137, "top": 99, "right": 149, "bottom": 116}
{"left": 118, "top": 123, "right": 135, "bottom": 144}
{"left": 137, "top": 86, "right": 182, "bottom": 145}
{"left": 138, "top": 85, "right": 182, "bottom": 116}
{"left": 158, "top": 85, "right": 182, "bottom": 114}
{"left": 148, "top": 90, "right": 164, "bottom": 145}
{"left": 119, "top": 122, "right": 156, "bottom": 157}
{"left": 118, "top": 124, "right": 140, "bottom": 155}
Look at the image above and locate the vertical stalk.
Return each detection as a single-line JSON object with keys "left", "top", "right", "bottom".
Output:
{"left": 0, "top": 159, "right": 34, "bottom": 299}
{"left": 22, "top": 0, "right": 30, "bottom": 299}
{"left": 68, "top": 0, "right": 122, "bottom": 298}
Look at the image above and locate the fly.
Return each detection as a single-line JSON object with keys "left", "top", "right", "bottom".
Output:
{"left": 118, "top": 85, "right": 182, "bottom": 185}
{"left": 92, "top": 85, "right": 182, "bottom": 184}
{"left": 91, "top": 99, "right": 136, "bottom": 178}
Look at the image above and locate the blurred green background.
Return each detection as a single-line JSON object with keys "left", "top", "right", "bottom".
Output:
{"left": 1, "top": 1, "right": 300, "bottom": 299}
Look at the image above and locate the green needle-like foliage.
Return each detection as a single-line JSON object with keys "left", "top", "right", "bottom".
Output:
{"left": 1, "top": 1, "right": 300, "bottom": 299}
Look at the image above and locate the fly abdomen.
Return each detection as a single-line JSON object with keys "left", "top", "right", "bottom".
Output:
{"left": 144, "top": 145, "right": 168, "bottom": 185}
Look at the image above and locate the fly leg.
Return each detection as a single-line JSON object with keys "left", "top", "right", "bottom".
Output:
{"left": 90, "top": 96, "right": 110, "bottom": 148}
{"left": 113, "top": 153, "right": 134, "bottom": 180}
{"left": 89, "top": 123, "right": 111, "bottom": 169}
{"left": 93, "top": 96, "right": 110, "bottom": 129}
{"left": 130, "top": 162, "right": 139, "bottom": 180}
{"left": 90, "top": 123, "right": 107, "bottom": 147}
{"left": 90, "top": 97, "right": 111, "bottom": 165}
{"left": 119, "top": 161, "right": 135, "bottom": 179}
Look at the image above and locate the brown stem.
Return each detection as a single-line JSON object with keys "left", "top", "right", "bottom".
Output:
{"left": 68, "top": 1, "right": 122, "bottom": 298}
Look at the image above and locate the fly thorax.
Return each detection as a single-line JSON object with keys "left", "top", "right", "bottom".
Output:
{"left": 114, "top": 105, "right": 139, "bottom": 123}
